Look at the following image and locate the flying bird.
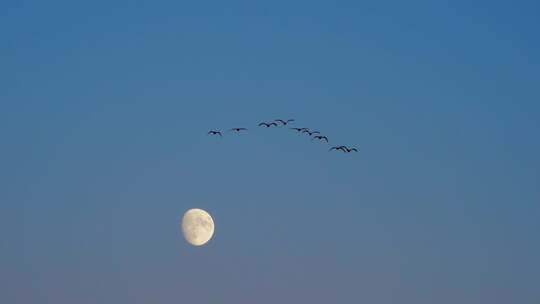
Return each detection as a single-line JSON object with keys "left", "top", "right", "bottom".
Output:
{"left": 329, "top": 146, "right": 347, "bottom": 152}
{"left": 258, "top": 122, "right": 278, "bottom": 127}
{"left": 344, "top": 147, "right": 358, "bottom": 152}
{"left": 275, "top": 119, "right": 295, "bottom": 125}
{"left": 312, "top": 135, "right": 328, "bottom": 142}
{"left": 207, "top": 130, "right": 222, "bottom": 137}
{"left": 290, "top": 127, "right": 309, "bottom": 132}
{"left": 229, "top": 128, "right": 248, "bottom": 132}
{"left": 302, "top": 129, "right": 320, "bottom": 136}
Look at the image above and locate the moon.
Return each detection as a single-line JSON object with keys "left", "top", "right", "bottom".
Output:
{"left": 181, "top": 208, "right": 215, "bottom": 246}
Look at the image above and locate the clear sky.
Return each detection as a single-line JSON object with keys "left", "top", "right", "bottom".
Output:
{"left": 2, "top": 0, "right": 539, "bottom": 303}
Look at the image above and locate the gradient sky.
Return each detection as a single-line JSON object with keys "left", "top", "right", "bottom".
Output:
{"left": 2, "top": 0, "right": 540, "bottom": 303}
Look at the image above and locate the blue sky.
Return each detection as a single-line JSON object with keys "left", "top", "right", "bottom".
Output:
{"left": 2, "top": 0, "right": 539, "bottom": 303}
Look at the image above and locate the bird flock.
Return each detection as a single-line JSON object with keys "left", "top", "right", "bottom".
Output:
{"left": 207, "top": 119, "right": 358, "bottom": 153}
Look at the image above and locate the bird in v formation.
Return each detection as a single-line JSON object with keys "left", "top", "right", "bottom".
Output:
{"left": 329, "top": 146, "right": 346, "bottom": 152}
{"left": 258, "top": 122, "right": 278, "bottom": 127}
{"left": 312, "top": 135, "right": 328, "bottom": 142}
{"left": 229, "top": 127, "right": 248, "bottom": 132}
{"left": 275, "top": 119, "right": 295, "bottom": 125}
{"left": 207, "top": 130, "right": 222, "bottom": 137}
{"left": 302, "top": 129, "right": 320, "bottom": 136}
{"left": 329, "top": 145, "right": 357, "bottom": 153}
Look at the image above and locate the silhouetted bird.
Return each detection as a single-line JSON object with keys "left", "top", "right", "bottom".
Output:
{"left": 275, "top": 119, "right": 295, "bottom": 125}
{"left": 312, "top": 135, "right": 328, "bottom": 142}
{"left": 329, "top": 146, "right": 347, "bottom": 152}
{"left": 207, "top": 130, "right": 222, "bottom": 137}
{"left": 290, "top": 127, "right": 309, "bottom": 132}
{"left": 302, "top": 129, "right": 320, "bottom": 136}
{"left": 258, "top": 122, "right": 278, "bottom": 127}
{"left": 229, "top": 128, "right": 248, "bottom": 132}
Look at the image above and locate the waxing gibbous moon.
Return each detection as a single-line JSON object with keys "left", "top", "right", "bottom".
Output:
{"left": 181, "top": 208, "right": 215, "bottom": 246}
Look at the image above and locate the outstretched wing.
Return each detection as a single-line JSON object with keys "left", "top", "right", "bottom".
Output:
{"left": 321, "top": 136, "right": 328, "bottom": 142}
{"left": 275, "top": 119, "right": 286, "bottom": 124}
{"left": 269, "top": 122, "right": 278, "bottom": 126}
